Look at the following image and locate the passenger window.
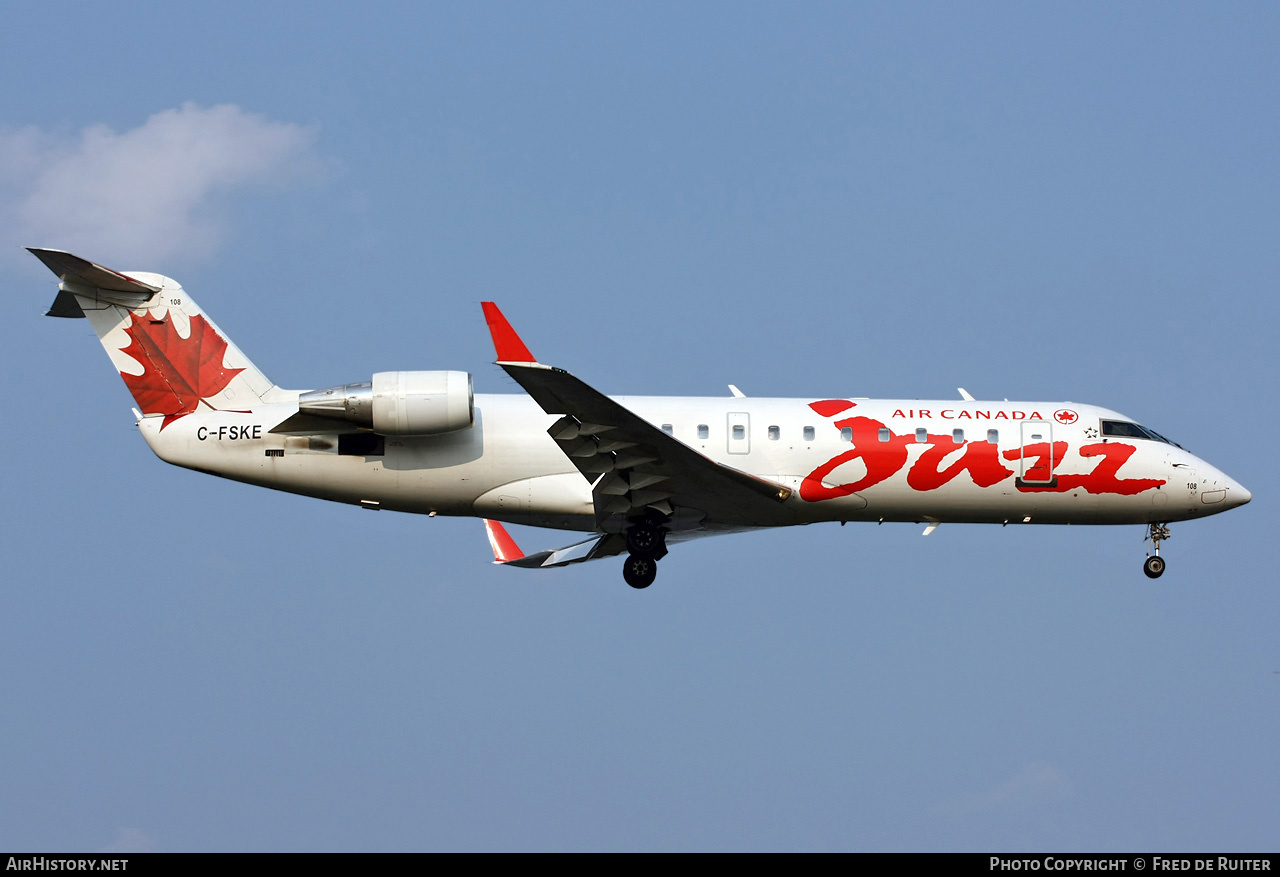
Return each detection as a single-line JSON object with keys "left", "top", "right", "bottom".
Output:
{"left": 732, "top": 425, "right": 745, "bottom": 440}
{"left": 987, "top": 429, "right": 999, "bottom": 444}
{"left": 768, "top": 425, "right": 780, "bottom": 440}
{"left": 915, "top": 428, "right": 927, "bottom": 443}
{"left": 878, "top": 428, "right": 890, "bottom": 442}
{"left": 697, "top": 424, "right": 709, "bottom": 439}
{"left": 661, "top": 423, "right": 673, "bottom": 435}
{"left": 803, "top": 426, "right": 815, "bottom": 442}
{"left": 840, "top": 426, "right": 853, "bottom": 442}
{"left": 953, "top": 428, "right": 964, "bottom": 444}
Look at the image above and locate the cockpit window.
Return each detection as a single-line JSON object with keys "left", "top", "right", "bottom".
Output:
{"left": 1101, "top": 420, "right": 1176, "bottom": 446}
{"left": 1101, "top": 420, "right": 1148, "bottom": 439}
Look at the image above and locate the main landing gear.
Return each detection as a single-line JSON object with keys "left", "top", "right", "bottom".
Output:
{"left": 622, "top": 521, "right": 667, "bottom": 589}
{"left": 623, "top": 554, "right": 658, "bottom": 589}
{"left": 1144, "top": 523, "right": 1171, "bottom": 579}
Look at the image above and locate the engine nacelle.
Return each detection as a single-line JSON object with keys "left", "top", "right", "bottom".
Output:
{"left": 297, "top": 370, "right": 474, "bottom": 435}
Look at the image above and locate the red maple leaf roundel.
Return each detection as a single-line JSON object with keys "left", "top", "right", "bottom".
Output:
{"left": 1054, "top": 408, "right": 1079, "bottom": 425}
{"left": 118, "top": 311, "right": 244, "bottom": 429}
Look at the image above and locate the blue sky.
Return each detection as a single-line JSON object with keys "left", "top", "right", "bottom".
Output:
{"left": 1, "top": 2, "right": 1276, "bottom": 852}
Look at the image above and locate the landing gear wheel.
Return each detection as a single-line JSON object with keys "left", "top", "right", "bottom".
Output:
{"left": 626, "top": 523, "right": 664, "bottom": 559}
{"left": 1143, "top": 523, "right": 1171, "bottom": 579}
{"left": 623, "top": 554, "right": 658, "bottom": 589}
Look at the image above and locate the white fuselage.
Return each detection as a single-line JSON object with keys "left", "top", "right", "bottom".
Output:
{"left": 29, "top": 251, "right": 1249, "bottom": 583}
{"left": 138, "top": 393, "right": 1249, "bottom": 534}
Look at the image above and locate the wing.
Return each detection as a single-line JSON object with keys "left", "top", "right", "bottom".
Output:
{"left": 483, "top": 519, "right": 626, "bottom": 568}
{"left": 481, "top": 303, "right": 794, "bottom": 532}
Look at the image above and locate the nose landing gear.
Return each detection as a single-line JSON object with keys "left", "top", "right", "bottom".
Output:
{"left": 1144, "top": 523, "right": 1171, "bottom": 579}
{"left": 622, "top": 521, "right": 668, "bottom": 589}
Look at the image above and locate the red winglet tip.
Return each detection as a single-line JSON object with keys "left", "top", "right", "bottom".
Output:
{"left": 484, "top": 519, "right": 525, "bottom": 563}
{"left": 481, "top": 302, "right": 537, "bottom": 363}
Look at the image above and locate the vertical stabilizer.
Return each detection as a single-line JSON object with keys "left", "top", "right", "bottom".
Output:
{"left": 30, "top": 248, "right": 276, "bottom": 428}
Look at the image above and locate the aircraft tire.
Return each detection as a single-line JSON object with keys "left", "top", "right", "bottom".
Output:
{"left": 623, "top": 554, "right": 658, "bottom": 589}
{"left": 1143, "top": 556, "right": 1166, "bottom": 579}
{"left": 626, "top": 523, "right": 664, "bottom": 559}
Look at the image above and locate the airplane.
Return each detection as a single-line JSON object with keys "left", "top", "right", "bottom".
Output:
{"left": 31, "top": 247, "right": 1251, "bottom": 588}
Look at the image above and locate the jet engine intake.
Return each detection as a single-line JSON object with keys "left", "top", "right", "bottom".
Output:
{"left": 298, "top": 370, "right": 474, "bottom": 435}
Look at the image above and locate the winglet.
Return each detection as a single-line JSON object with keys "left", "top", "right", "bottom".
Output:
{"left": 483, "top": 519, "right": 525, "bottom": 564}
{"left": 481, "top": 302, "right": 537, "bottom": 363}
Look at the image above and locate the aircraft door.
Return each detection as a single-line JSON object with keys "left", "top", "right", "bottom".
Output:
{"left": 727, "top": 412, "right": 750, "bottom": 455}
{"left": 1018, "top": 420, "right": 1057, "bottom": 486}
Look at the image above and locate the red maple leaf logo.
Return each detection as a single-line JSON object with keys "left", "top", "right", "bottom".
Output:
{"left": 1054, "top": 408, "right": 1079, "bottom": 425}
{"left": 118, "top": 311, "right": 244, "bottom": 429}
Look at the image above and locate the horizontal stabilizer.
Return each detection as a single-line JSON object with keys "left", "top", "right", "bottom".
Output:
{"left": 28, "top": 248, "right": 161, "bottom": 295}
{"left": 45, "top": 289, "right": 85, "bottom": 318}
{"left": 30, "top": 248, "right": 161, "bottom": 316}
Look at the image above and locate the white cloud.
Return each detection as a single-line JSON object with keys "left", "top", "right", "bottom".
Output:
{"left": 97, "top": 826, "right": 157, "bottom": 853}
{"left": 951, "top": 761, "right": 1073, "bottom": 815}
{"left": 0, "top": 102, "right": 317, "bottom": 265}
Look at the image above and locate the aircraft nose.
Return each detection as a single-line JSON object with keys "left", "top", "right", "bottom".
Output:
{"left": 1228, "top": 480, "right": 1252, "bottom": 508}
{"left": 1191, "top": 456, "right": 1251, "bottom": 512}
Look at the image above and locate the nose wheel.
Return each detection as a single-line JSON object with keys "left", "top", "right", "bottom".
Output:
{"left": 1143, "top": 523, "right": 1171, "bottom": 579}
